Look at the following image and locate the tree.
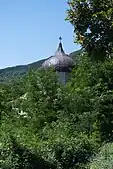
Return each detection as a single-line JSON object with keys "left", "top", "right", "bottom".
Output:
{"left": 69, "top": 55, "right": 113, "bottom": 142}
{"left": 66, "top": 0, "right": 113, "bottom": 60}
{"left": 20, "top": 68, "right": 61, "bottom": 130}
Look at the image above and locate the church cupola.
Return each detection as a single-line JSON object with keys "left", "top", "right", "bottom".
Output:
{"left": 42, "top": 37, "right": 74, "bottom": 84}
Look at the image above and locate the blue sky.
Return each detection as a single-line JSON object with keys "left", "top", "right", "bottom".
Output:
{"left": 0, "top": 0, "right": 80, "bottom": 69}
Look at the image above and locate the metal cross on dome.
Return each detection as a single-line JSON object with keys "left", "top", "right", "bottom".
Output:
{"left": 59, "top": 36, "right": 62, "bottom": 42}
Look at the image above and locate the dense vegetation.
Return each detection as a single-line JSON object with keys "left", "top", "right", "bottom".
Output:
{"left": 1, "top": 55, "right": 113, "bottom": 169}
{"left": 1, "top": 0, "right": 113, "bottom": 168}
{"left": 90, "top": 143, "right": 113, "bottom": 169}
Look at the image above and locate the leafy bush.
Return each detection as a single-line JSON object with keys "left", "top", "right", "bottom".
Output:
{"left": 38, "top": 126, "right": 98, "bottom": 169}
{"left": 89, "top": 143, "right": 113, "bottom": 169}
{"left": 0, "top": 135, "right": 56, "bottom": 169}
{"left": 69, "top": 56, "right": 113, "bottom": 142}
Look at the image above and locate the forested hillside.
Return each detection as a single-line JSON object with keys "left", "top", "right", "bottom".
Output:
{"left": 1, "top": 0, "right": 113, "bottom": 169}
{"left": 0, "top": 58, "right": 46, "bottom": 83}
{"left": 0, "top": 49, "right": 82, "bottom": 83}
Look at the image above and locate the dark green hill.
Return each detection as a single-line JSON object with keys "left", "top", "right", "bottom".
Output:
{"left": 70, "top": 49, "right": 82, "bottom": 59}
{"left": 0, "top": 49, "right": 82, "bottom": 83}
{"left": 0, "top": 58, "right": 47, "bottom": 83}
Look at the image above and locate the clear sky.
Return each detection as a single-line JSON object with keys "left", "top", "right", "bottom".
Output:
{"left": 0, "top": 0, "right": 80, "bottom": 69}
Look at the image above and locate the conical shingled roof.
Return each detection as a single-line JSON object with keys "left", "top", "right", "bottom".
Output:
{"left": 42, "top": 38, "right": 74, "bottom": 72}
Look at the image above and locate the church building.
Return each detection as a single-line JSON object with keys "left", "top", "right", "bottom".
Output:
{"left": 42, "top": 37, "right": 74, "bottom": 84}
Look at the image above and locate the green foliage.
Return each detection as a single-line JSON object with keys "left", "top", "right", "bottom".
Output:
{"left": 89, "top": 143, "right": 113, "bottom": 169}
{"left": 1, "top": 1, "right": 113, "bottom": 167}
{"left": 67, "top": 0, "right": 113, "bottom": 60}
{"left": 0, "top": 134, "right": 55, "bottom": 169}
{"left": 1, "top": 53, "right": 113, "bottom": 168}
{"left": 38, "top": 134, "right": 97, "bottom": 169}
{"left": 69, "top": 55, "right": 113, "bottom": 141}
{"left": 21, "top": 68, "right": 60, "bottom": 129}
{"left": 36, "top": 119, "right": 99, "bottom": 169}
